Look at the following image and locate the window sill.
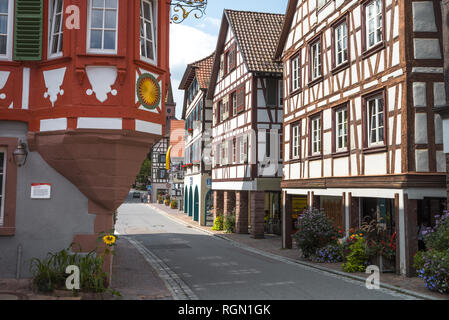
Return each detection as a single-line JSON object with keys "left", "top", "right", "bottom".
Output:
{"left": 308, "top": 76, "right": 323, "bottom": 88}
{"left": 362, "top": 41, "right": 385, "bottom": 60}
{"left": 332, "top": 150, "right": 350, "bottom": 158}
{"left": 288, "top": 158, "right": 301, "bottom": 164}
{"left": 331, "top": 62, "right": 350, "bottom": 75}
{"left": 289, "top": 88, "right": 302, "bottom": 98}
{"left": 363, "top": 145, "right": 387, "bottom": 154}
{"left": 308, "top": 154, "right": 323, "bottom": 161}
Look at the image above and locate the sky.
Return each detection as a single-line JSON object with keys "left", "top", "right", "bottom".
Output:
{"left": 169, "top": 0, "right": 289, "bottom": 119}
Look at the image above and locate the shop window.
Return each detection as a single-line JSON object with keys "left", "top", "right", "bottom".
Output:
{"left": 87, "top": 0, "right": 118, "bottom": 54}
{"left": 361, "top": 198, "right": 395, "bottom": 237}
{"left": 48, "top": 0, "right": 64, "bottom": 58}
{"left": 140, "top": 0, "right": 157, "bottom": 64}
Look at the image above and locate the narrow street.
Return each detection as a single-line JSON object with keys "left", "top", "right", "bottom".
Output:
{"left": 114, "top": 192, "right": 417, "bottom": 300}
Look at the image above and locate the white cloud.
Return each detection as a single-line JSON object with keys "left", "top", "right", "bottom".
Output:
{"left": 170, "top": 23, "right": 217, "bottom": 118}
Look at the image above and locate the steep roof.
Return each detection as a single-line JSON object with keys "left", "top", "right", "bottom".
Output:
{"left": 207, "top": 9, "right": 285, "bottom": 99}
{"left": 178, "top": 52, "right": 215, "bottom": 90}
{"left": 226, "top": 10, "right": 284, "bottom": 73}
{"left": 274, "top": 0, "right": 299, "bottom": 60}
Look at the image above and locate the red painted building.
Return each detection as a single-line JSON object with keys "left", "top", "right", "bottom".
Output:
{"left": 0, "top": 0, "right": 171, "bottom": 277}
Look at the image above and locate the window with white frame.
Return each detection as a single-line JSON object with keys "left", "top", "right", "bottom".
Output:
{"left": 0, "top": 0, "right": 13, "bottom": 58}
{"left": 221, "top": 142, "right": 228, "bottom": 166}
{"left": 335, "top": 108, "right": 348, "bottom": 151}
{"left": 365, "top": 0, "right": 383, "bottom": 49}
{"left": 317, "top": 0, "right": 330, "bottom": 10}
{"left": 140, "top": 0, "right": 156, "bottom": 63}
{"left": 310, "top": 40, "right": 322, "bottom": 81}
{"left": 367, "top": 95, "right": 384, "bottom": 146}
{"left": 49, "top": 0, "right": 64, "bottom": 58}
{"left": 334, "top": 21, "right": 348, "bottom": 67}
{"left": 291, "top": 54, "right": 300, "bottom": 92}
{"left": 311, "top": 116, "right": 321, "bottom": 155}
{"left": 0, "top": 148, "right": 6, "bottom": 226}
{"left": 231, "top": 91, "right": 237, "bottom": 117}
{"left": 240, "top": 135, "right": 248, "bottom": 163}
{"left": 292, "top": 123, "right": 300, "bottom": 159}
{"left": 88, "top": 0, "right": 118, "bottom": 53}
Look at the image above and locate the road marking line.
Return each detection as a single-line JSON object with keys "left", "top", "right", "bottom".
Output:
{"left": 125, "top": 236, "right": 198, "bottom": 300}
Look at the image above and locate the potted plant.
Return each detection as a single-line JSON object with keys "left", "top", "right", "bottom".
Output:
{"left": 170, "top": 199, "right": 178, "bottom": 209}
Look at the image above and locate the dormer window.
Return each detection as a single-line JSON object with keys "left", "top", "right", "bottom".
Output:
{"left": 48, "top": 0, "right": 64, "bottom": 58}
{"left": 87, "top": 0, "right": 118, "bottom": 54}
{"left": 140, "top": 0, "right": 157, "bottom": 64}
{"left": 0, "top": 0, "right": 13, "bottom": 60}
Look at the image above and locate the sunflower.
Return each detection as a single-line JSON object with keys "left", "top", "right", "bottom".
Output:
{"left": 103, "top": 235, "right": 116, "bottom": 246}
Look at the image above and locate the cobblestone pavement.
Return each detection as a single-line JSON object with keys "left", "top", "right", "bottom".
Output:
{"left": 148, "top": 203, "right": 449, "bottom": 301}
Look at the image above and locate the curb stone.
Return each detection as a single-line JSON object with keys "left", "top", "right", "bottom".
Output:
{"left": 147, "top": 204, "right": 441, "bottom": 301}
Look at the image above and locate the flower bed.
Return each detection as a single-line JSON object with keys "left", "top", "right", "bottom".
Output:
{"left": 414, "top": 211, "right": 449, "bottom": 294}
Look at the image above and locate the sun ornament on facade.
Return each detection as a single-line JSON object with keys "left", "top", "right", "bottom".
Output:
{"left": 136, "top": 73, "right": 161, "bottom": 110}
{"left": 170, "top": 0, "right": 207, "bottom": 24}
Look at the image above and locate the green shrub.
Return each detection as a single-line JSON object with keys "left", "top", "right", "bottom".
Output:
{"left": 414, "top": 211, "right": 449, "bottom": 294}
{"left": 342, "top": 236, "right": 369, "bottom": 273}
{"left": 30, "top": 246, "right": 110, "bottom": 294}
{"left": 292, "top": 208, "right": 339, "bottom": 258}
{"left": 224, "top": 215, "right": 236, "bottom": 233}
{"left": 212, "top": 215, "right": 224, "bottom": 231}
{"left": 170, "top": 199, "right": 178, "bottom": 209}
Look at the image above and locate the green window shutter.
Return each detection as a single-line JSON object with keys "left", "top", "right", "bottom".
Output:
{"left": 14, "top": 0, "right": 43, "bottom": 61}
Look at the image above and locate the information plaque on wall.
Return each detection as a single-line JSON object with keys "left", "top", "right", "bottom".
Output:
{"left": 31, "top": 183, "right": 51, "bottom": 199}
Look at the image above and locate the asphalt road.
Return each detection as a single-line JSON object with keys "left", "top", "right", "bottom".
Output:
{"left": 115, "top": 192, "right": 417, "bottom": 300}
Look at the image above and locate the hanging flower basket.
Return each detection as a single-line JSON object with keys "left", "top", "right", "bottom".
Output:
{"left": 188, "top": 128, "right": 193, "bottom": 134}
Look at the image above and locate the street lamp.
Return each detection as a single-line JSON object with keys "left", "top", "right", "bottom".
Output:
{"left": 13, "top": 141, "right": 28, "bottom": 167}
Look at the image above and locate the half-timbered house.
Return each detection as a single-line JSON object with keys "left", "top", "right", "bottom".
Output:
{"left": 0, "top": 0, "right": 171, "bottom": 277}
{"left": 208, "top": 10, "right": 285, "bottom": 238}
{"left": 276, "top": 0, "right": 447, "bottom": 276}
{"left": 179, "top": 52, "right": 214, "bottom": 225}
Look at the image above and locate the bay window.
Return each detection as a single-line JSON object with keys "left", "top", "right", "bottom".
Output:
{"left": 140, "top": 0, "right": 157, "bottom": 63}
{"left": 87, "top": 0, "right": 118, "bottom": 53}
{"left": 49, "top": 0, "right": 64, "bottom": 58}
